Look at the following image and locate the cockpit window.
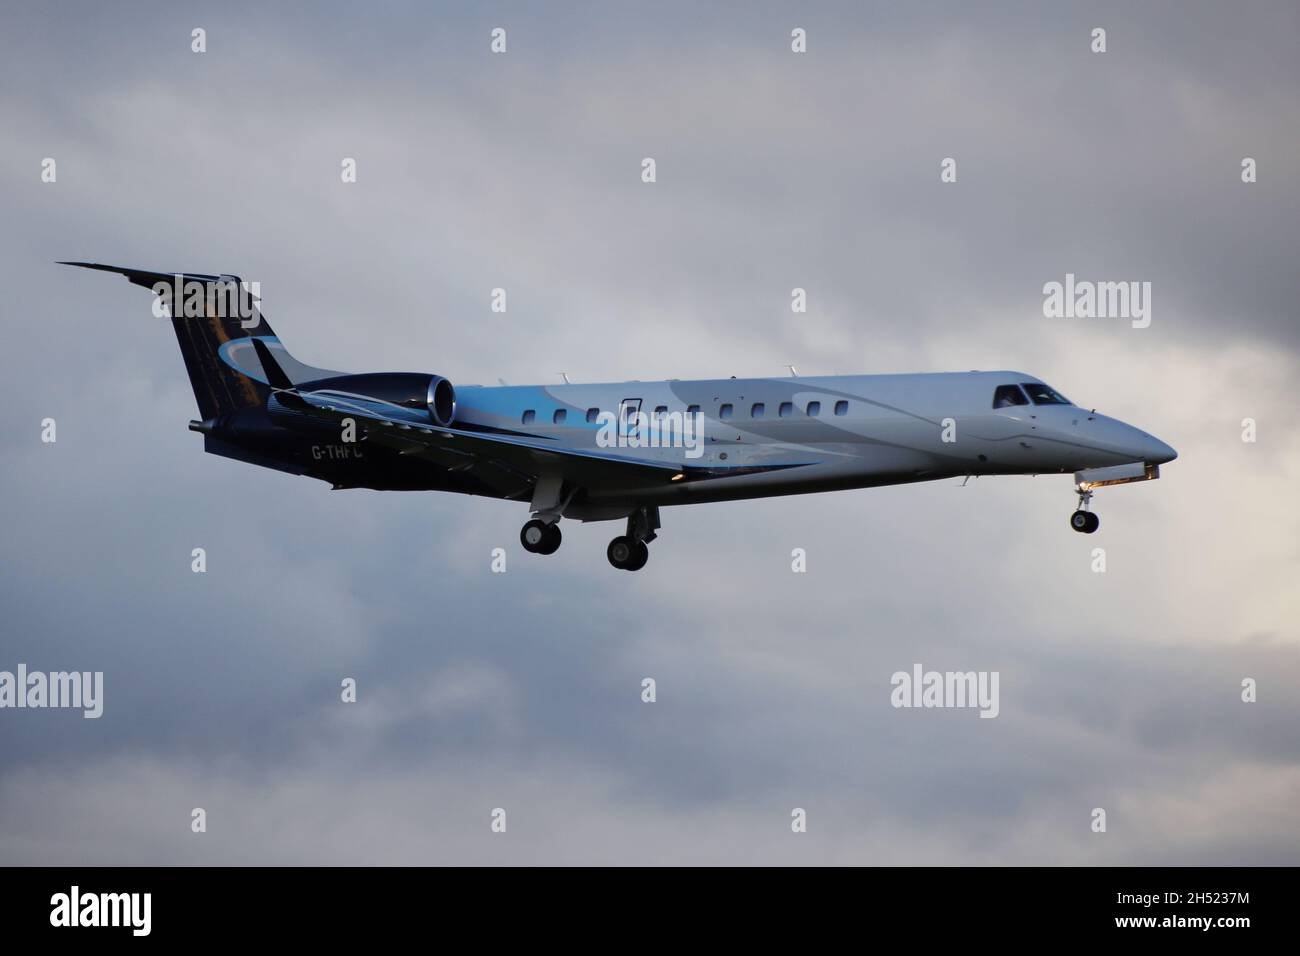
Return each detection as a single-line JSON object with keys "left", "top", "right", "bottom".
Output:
{"left": 992, "top": 384, "right": 1029, "bottom": 408}
{"left": 1020, "top": 382, "right": 1071, "bottom": 406}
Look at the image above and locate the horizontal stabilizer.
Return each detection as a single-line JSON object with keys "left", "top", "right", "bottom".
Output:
{"left": 58, "top": 261, "right": 233, "bottom": 290}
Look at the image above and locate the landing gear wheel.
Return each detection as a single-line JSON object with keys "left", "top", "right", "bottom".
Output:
{"left": 607, "top": 536, "right": 636, "bottom": 570}
{"left": 538, "top": 523, "right": 562, "bottom": 554}
{"left": 521, "top": 519, "right": 561, "bottom": 554}
{"left": 626, "top": 540, "right": 649, "bottom": 571}
{"left": 1070, "top": 510, "right": 1100, "bottom": 534}
{"left": 608, "top": 537, "right": 649, "bottom": 571}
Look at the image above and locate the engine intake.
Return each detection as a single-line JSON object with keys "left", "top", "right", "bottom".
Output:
{"left": 294, "top": 371, "right": 456, "bottom": 426}
{"left": 426, "top": 375, "right": 456, "bottom": 427}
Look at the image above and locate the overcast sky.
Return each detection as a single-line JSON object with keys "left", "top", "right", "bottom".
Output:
{"left": 1, "top": 0, "right": 1298, "bottom": 864}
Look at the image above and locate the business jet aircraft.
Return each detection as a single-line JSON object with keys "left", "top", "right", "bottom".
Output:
{"left": 64, "top": 263, "right": 1177, "bottom": 571}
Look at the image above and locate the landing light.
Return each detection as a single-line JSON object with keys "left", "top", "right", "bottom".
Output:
{"left": 1075, "top": 463, "right": 1159, "bottom": 490}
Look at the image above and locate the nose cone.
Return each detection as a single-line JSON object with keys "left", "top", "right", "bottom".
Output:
{"left": 1074, "top": 413, "right": 1178, "bottom": 468}
{"left": 1143, "top": 435, "right": 1178, "bottom": 465}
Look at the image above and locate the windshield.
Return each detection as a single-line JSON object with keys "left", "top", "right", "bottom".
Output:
{"left": 1020, "top": 382, "right": 1071, "bottom": 406}
{"left": 992, "top": 384, "right": 1029, "bottom": 408}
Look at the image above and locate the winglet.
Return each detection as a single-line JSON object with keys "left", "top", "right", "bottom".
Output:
{"left": 252, "top": 337, "right": 295, "bottom": 391}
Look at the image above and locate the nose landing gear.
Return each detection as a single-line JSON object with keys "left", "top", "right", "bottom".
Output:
{"left": 1069, "top": 486, "right": 1100, "bottom": 534}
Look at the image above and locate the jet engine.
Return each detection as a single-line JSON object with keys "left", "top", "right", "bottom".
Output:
{"left": 293, "top": 372, "right": 457, "bottom": 427}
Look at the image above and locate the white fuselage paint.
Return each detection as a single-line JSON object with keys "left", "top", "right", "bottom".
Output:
{"left": 452, "top": 370, "right": 1177, "bottom": 514}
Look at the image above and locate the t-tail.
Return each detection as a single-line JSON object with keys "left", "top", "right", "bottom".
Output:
{"left": 59, "top": 262, "right": 337, "bottom": 421}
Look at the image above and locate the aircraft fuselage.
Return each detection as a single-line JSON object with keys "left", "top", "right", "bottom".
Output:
{"left": 199, "top": 369, "right": 1176, "bottom": 521}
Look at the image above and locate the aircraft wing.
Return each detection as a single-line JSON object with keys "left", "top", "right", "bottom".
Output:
{"left": 293, "top": 389, "right": 686, "bottom": 494}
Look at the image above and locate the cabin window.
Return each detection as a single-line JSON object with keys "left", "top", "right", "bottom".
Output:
{"left": 1021, "top": 382, "right": 1071, "bottom": 406}
{"left": 834, "top": 400, "right": 848, "bottom": 416}
{"left": 807, "top": 401, "right": 821, "bottom": 416}
{"left": 586, "top": 407, "right": 600, "bottom": 423}
{"left": 993, "top": 385, "right": 1029, "bottom": 408}
{"left": 719, "top": 403, "right": 733, "bottom": 420}
{"left": 687, "top": 404, "right": 700, "bottom": 416}
{"left": 522, "top": 409, "right": 536, "bottom": 424}
{"left": 553, "top": 409, "right": 567, "bottom": 424}
{"left": 654, "top": 405, "right": 668, "bottom": 417}
{"left": 778, "top": 402, "right": 793, "bottom": 418}
{"left": 751, "top": 403, "right": 765, "bottom": 418}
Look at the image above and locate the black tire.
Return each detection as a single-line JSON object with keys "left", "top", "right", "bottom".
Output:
{"left": 537, "top": 523, "right": 562, "bottom": 555}
{"left": 607, "top": 536, "right": 634, "bottom": 569}
{"left": 625, "top": 540, "right": 649, "bottom": 571}
{"left": 520, "top": 519, "right": 549, "bottom": 553}
{"left": 1084, "top": 512, "right": 1100, "bottom": 534}
{"left": 1070, "top": 510, "right": 1090, "bottom": 532}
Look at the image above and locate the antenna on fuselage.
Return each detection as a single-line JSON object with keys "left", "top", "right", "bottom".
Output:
{"left": 784, "top": 365, "right": 798, "bottom": 377}
{"left": 558, "top": 372, "right": 571, "bottom": 384}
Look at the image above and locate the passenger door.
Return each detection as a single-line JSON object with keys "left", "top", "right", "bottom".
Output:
{"left": 618, "top": 398, "right": 643, "bottom": 444}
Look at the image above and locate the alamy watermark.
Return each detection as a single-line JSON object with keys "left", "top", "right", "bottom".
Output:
{"left": 150, "top": 276, "right": 262, "bottom": 328}
{"left": 50, "top": 886, "right": 150, "bottom": 936}
{"left": 890, "top": 663, "right": 999, "bottom": 718}
{"left": 595, "top": 410, "right": 704, "bottom": 459}
{"left": 0, "top": 664, "right": 103, "bottom": 718}
{"left": 1043, "top": 273, "right": 1151, "bottom": 329}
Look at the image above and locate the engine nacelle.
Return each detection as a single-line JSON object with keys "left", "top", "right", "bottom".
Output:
{"left": 425, "top": 375, "right": 456, "bottom": 427}
{"left": 294, "top": 371, "right": 457, "bottom": 426}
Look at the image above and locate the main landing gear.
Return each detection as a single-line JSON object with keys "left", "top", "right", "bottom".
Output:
{"left": 520, "top": 518, "right": 562, "bottom": 554}
{"left": 518, "top": 504, "right": 660, "bottom": 570}
{"left": 607, "top": 505, "right": 659, "bottom": 572}
{"left": 606, "top": 536, "right": 648, "bottom": 571}
{"left": 521, "top": 473, "right": 569, "bottom": 557}
{"left": 1069, "top": 485, "right": 1100, "bottom": 534}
